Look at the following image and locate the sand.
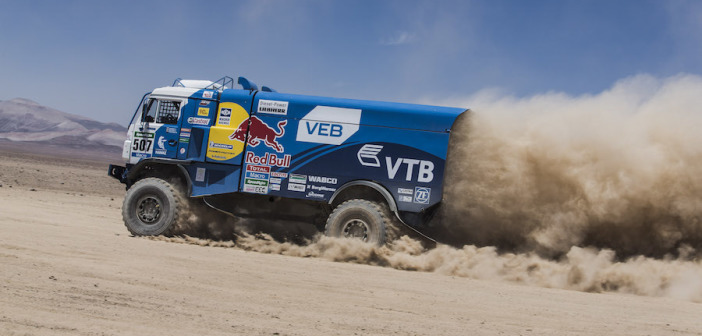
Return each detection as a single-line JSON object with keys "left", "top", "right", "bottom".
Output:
{"left": 1, "top": 146, "right": 702, "bottom": 336}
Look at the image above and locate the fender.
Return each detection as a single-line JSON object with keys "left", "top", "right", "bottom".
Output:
{"left": 329, "top": 180, "right": 401, "bottom": 221}
{"left": 125, "top": 158, "right": 193, "bottom": 195}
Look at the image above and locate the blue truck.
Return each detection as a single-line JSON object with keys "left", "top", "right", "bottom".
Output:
{"left": 109, "top": 76, "right": 467, "bottom": 244}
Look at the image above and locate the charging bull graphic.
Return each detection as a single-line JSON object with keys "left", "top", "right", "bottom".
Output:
{"left": 229, "top": 116, "right": 287, "bottom": 153}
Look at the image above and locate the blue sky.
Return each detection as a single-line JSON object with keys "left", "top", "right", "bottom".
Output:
{"left": 1, "top": 0, "right": 700, "bottom": 125}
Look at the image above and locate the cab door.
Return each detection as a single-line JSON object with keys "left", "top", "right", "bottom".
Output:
{"left": 136, "top": 97, "right": 185, "bottom": 160}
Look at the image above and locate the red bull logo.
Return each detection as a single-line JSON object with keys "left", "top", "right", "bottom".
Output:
{"left": 245, "top": 152, "right": 291, "bottom": 168}
{"left": 229, "top": 116, "right": 287, "bottom": 153}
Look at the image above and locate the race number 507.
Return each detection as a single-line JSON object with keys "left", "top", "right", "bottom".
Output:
{"left": 132, "top": 138, "right": 153, "bottom": 152}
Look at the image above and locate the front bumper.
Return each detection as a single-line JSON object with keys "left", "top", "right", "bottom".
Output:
{"left": 108, "top": 164, "right": 127, "bottom": 184}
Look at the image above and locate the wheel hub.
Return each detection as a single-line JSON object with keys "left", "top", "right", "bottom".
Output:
{"left": 342, "top": 219, "right": 369, "bottom": 241}
{"left": 137, "top": 196, "right": 161, "bottom": 224}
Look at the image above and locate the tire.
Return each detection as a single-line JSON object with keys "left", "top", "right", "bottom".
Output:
{"left": 325, "top": 199, "right": 395, "bottom": 245}
{"left": 122, "top": 178, "right": 183, "bottom": 236}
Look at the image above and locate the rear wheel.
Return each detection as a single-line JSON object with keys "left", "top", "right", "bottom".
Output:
{"left": 325, "top": 199, "right": 398, "bottom": 245}
{"left": 122, "top": 178, "right": 183, "bottom": 236}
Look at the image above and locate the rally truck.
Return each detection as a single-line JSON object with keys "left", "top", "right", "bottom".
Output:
{"left": 108, "top": 76, "right": 467, "bottom": 244}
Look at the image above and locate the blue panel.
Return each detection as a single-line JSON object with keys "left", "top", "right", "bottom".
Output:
{"left": 185, "top": 162, "right": 242, "bottom": 197}
{"left": 185, "top": 126, "right": 209, "bottom": 161}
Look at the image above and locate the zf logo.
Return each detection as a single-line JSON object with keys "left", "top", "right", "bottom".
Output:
{"left": 414, "top": 187, "right": 431, "bottom": 204}
{"left": 357, "top": 144, "right": 435, "bottom": 183}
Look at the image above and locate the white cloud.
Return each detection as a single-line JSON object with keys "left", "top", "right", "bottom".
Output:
{"left": 380, "top": 31, "right": 416, "bottom": 46}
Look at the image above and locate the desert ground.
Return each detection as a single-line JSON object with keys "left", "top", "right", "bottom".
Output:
{"left": 1, "top": 143, "right": 701, "bottom": 336}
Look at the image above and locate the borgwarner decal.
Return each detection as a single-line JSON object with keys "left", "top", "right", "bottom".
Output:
{"left": 230, "top": 116, "right": 287, "bottom": 153}
{"left": 296, "top": 106, "right": 361, "bottom": 145}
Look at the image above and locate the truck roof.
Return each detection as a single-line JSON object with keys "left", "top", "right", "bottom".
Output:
{"left": 249, "top": 91, "right": 468, "bottom": 133}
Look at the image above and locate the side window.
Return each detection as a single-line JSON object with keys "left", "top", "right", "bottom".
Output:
{"left": 143, "top": 99, "right": 158, "bottom": 123}
{"left": 142, "top": 99, "right": 181, "bottom": 124}
{"left": 157, "top": 100, "right": 181, "bottom": 124}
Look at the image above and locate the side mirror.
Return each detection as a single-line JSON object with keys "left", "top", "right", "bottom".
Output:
{"left": 141, "top": 99, "right": 152, "bottom": 123}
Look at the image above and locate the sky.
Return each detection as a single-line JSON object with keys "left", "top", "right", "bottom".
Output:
{"left": 1, "top": 0, "right": 701, "bottom": 125}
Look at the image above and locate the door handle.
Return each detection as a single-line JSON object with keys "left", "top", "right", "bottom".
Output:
{"left": 168, "top": 139, "right": 177, "bottom": 146}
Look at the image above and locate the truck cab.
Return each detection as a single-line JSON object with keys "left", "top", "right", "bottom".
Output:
{"left": 109, "top": 76, "right": 468, "bottom": 245}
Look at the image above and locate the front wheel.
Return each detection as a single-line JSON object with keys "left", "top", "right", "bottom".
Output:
{"left": 325, "top": 199, "right": 396, "bottom": 245}
{"left": 122, "top": 178, "right": 183, "bottom": 236}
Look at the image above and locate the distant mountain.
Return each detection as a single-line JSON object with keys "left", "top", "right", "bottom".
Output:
{"left": 0, "top": 98, "right": 127, "bottom": 148}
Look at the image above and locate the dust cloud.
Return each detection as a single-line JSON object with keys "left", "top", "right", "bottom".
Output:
{"left": 156, "top": 74, "right": 702, "bottom": 302}
{"left": 441, "top": 73, "right": 702, "bottom": 259}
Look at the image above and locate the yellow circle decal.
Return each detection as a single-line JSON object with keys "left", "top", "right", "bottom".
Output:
{"left": 206, "top": 102, "right": 250, "bottom": 161}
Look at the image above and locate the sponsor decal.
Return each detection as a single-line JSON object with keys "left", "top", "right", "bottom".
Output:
{"left": 202, "top": 91, "right": 213, "bottom": 99}
{"left": 357, "top": 144, "right": 435, "bottom": 183}
{"left": 131, "top": 152, "right": 149, "bottom": 158}
{"left": 308, "top": 176, "right": 337, "bottom": 185}
{"left": 270, "top": 172, "right": 288, "bottom": 178}
{"left": 398, "top": 188, "right": 413, "bottom": 195}
{"left": 243, "top": 164, "right": 270, "bottom": 194}
{"left": 306, "top": 191, "right": 325, "bottom": 198}
{"left": 179, "top": 148, "right": 186, "bottom": 154}
{"left": 399, "top": 195, "right": 413, "bottom": 203}
{"left": 199, "top": 100, "right": 209, "bottom": 106}
{"left": 257, "top": 100, "right": 289, "bottom": 115}
{"left": 243, "top": 185, "right": 268, "bottom": 194}
{"left": 288, "top": 183, "right": 306, "bottom": 192}
{"left": 209, "top": 141, "right": 233, "bottom": 150}
{"left": 414, "top": 187, "right": 431, "bottom": 204}
{"left": 245, "top": 178, "right": 268, "bottom": 187}
{"left": 218, "top": 107, "right": 231, "bottom": 126}
{"left": 309, "top": 185, "right": 336, "bottom": 193}
{"left": 209, "top": 154, "right": 229, "bottom": 160}
{"left": 246, "top": 164, "right": 271, "bottom": 173}
{"left": 387, "top": 157, "right": 435, "bottom": 183}
{"left": 358, "top": 144, "right": 383, "bottom": 167}
{"left": 187, "top": 117, "right": 210, "bottom": 125}
{"left": 134, "top": 131, "right": 154, "bottom": 138}
{"left": 195, "top": 168, "right": 206, "bottom": 182}
{"left": 290, "top": 174, "right": 307, "bottom": 184}
{"left": 230, "top": 116, "right": 286, "bottom": 153}
{"left": 198, "top": 107, "right": 209, "bottom": 116}
{"left": 245, "top": 152, "right": 291, "bottom": 168}
{"left": 179, "top": 137, "right": 190, "bottom": 143}
{"left": 296, "top": 106, "right": 361, "bottom": 145}
{"left": 269, "top": 177, "right": 282, "bottom": 184}
{"left": 246, "top": 171, "right": 269, "bottom": 180}
{"left": 157, "top": 136, "right": 166, "bottom": 150}
{"left": 270, "top": 184, "right": 280, "bottom": 191}
{"left": 166, "top": 127, "right": 177, "bottom": 134}
{"left": 154, "top": 149, "right": 167, "bottom": 155}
